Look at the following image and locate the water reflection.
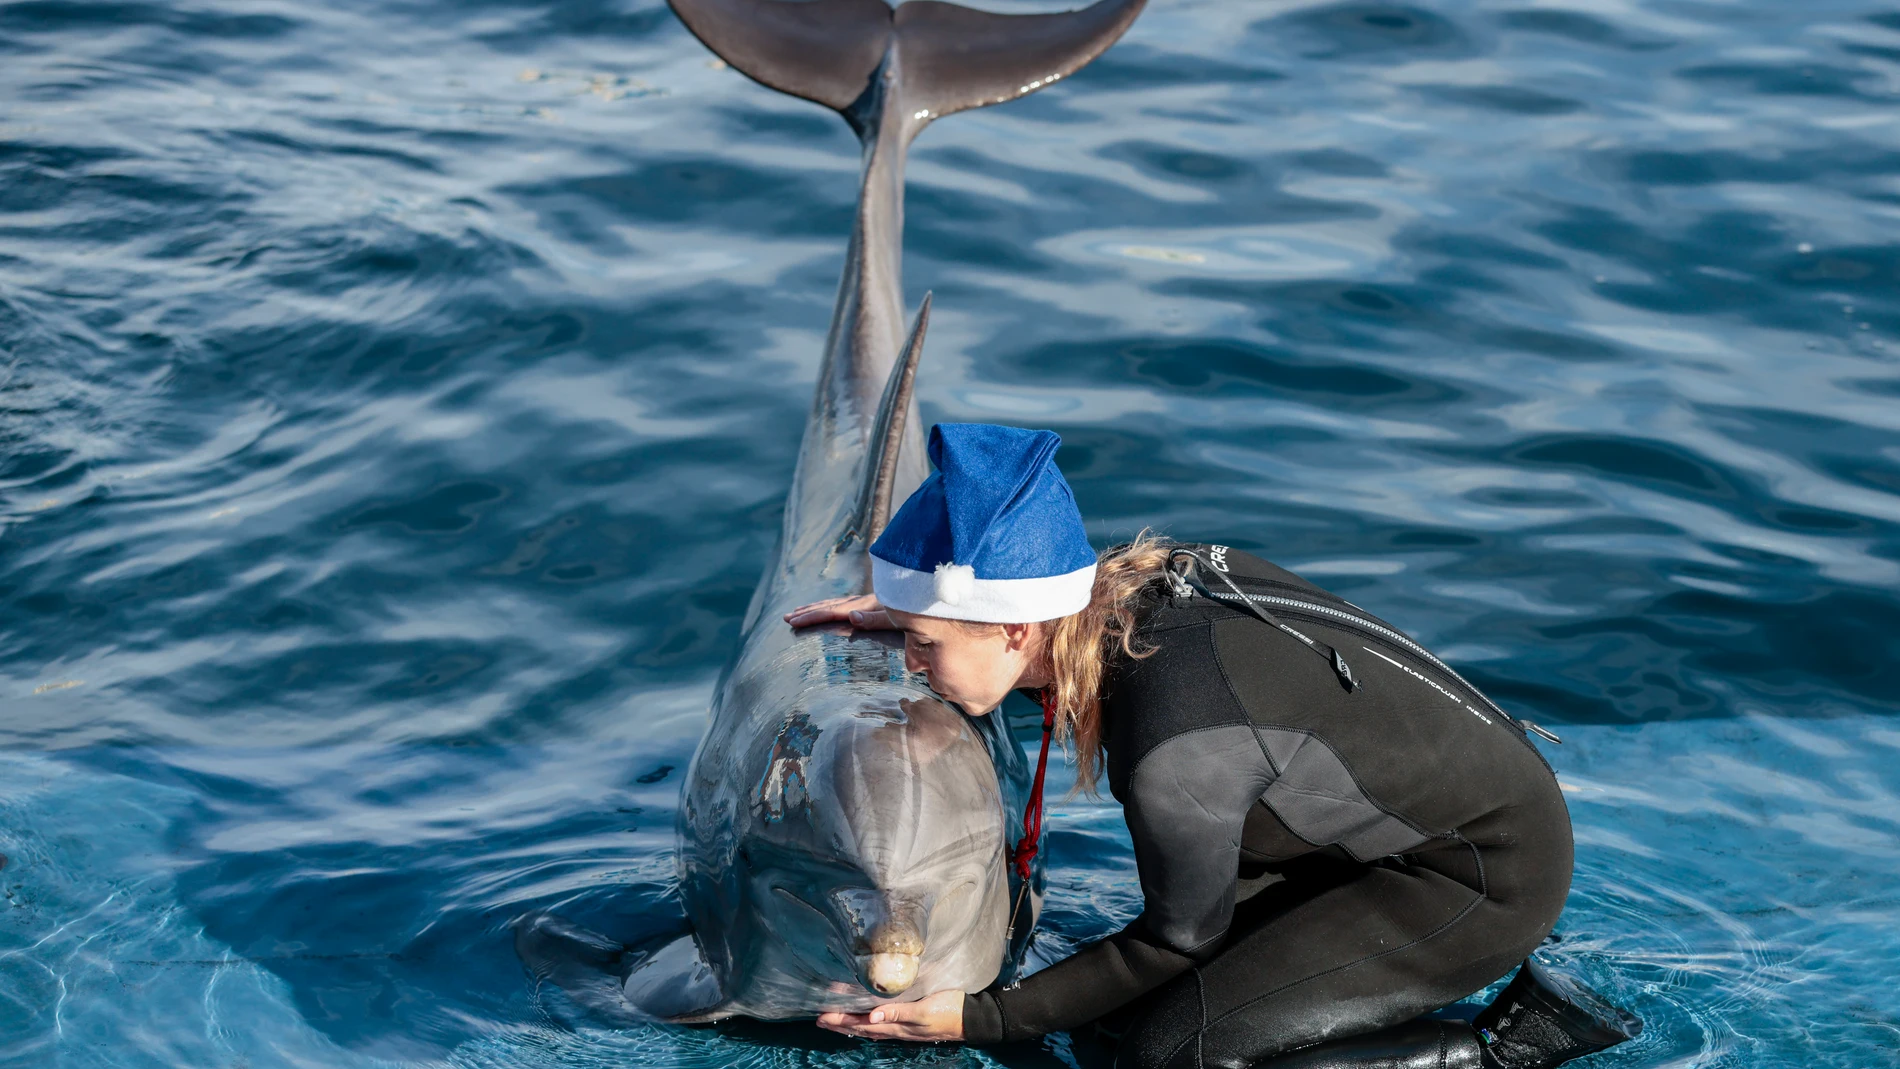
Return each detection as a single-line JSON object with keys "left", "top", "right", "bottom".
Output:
{"left": 4, "top": 0, "right": 1898, "bottom": 1064}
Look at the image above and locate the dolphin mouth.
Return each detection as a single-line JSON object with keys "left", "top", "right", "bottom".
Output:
{"left": 858, "top": 915, "right": 923, "bottom": 1002}
{"left": 860, "top": 950, "right": 921, "bottom": 995}
{"left": 855, "top": 911, "right": 926, "bottom": 995}
{"left": 830, "top": 886, "right": 931, "bottom": 996}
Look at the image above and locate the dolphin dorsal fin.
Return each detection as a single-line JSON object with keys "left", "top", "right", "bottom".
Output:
{"left": 667, "top": 0, "right": 1146, "bottom": 124}
{"left": 852, "top": 292, "right": 930, "bottom": 545}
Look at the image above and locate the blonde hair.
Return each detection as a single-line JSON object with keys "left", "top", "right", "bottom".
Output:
{"left": 1044, "top": 531, "right": 1174, "bottom": 790}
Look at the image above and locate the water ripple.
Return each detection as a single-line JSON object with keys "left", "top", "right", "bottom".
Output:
{"left": 4, "top": 0, "right": 1899, "bottom": 1064}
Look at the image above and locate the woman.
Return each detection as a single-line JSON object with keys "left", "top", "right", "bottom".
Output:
{"left": 788, "top": 423, "right": 1639, "bottom": 1069}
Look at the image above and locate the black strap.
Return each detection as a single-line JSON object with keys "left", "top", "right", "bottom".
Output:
{"left": 1169, "top": 550, "right": 1359, "bottom": 693}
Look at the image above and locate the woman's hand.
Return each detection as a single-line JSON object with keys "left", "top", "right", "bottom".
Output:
{"left": 784, "top": 594, "right": 894, "bottom": 631}
{"left": 816, "top": 988, "right": 964, "bottom": 1042}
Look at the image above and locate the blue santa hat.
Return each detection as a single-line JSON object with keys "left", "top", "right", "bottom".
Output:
{"left": 870, "top": 423, "right": 1097, "bottom": 623}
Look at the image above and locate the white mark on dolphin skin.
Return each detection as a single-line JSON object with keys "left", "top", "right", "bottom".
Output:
{"left": 33, "top": 680, "right": 83, "bottom": 695}
{"left": 1121, "top": 246, "right": 1206, "bottom": 264}
{"left": 757, "top": 712, "right": 819, "bottom": 823}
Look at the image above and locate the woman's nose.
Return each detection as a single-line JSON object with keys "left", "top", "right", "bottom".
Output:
{"left": 904, "top": 648, "right": 926, "bottom": 674}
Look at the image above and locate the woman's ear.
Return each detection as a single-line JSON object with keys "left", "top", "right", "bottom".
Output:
{"left": 1001, "top": 621, "right": 1036, "bottom": 652}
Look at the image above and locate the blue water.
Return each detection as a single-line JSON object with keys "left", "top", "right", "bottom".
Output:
{"left": 2, "top": 0, "right": 1897, "bottom": 1065}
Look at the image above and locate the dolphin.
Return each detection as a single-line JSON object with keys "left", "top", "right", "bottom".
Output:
{"left": 517, "top": 0, "right": 1146, "bottom": 1022}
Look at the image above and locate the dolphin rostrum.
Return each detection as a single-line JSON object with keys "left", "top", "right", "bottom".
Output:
{"left": 516, "top": 0, "right": 1146, "bottom": 1022}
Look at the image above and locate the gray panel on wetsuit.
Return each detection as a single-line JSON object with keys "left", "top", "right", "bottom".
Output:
{"left": 1124, "top": 725, "right": 1274, "bottom": 955}
{"left": 1255, "top": 726, "right": 1431, "bottom": 862}
{"left": 1126, "top": 726, "right": 1434, "bottom": 956}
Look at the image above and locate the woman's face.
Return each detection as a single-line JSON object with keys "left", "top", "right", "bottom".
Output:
{"left": 886, "top": 610, "right": 1044, "bottom": 716}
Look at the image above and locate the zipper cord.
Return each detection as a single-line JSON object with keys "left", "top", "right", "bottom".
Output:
{"left": 1005, "top": 687, "right": 1057, "bottom": 942}
{"left": 1171, "top": 550, "right": 1360, "bottom": 693}
{"left": 1189, "top": 570, "right": 1561, "bottom": 745}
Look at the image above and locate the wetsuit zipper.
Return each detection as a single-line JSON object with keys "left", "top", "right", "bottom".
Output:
{"left": 1203, "top": 589, "right": 1558, "bottom": 755}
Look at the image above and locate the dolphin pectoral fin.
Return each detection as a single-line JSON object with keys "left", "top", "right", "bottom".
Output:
{"left": 622, "top": 934, "right": 725, "bottom": 1021}
{"left": 515, "top": 912, "right": 724, "bottom": 1022}
{"left": 514, "top": 911, "right": 626, "bottom": 973}
{"left": 513, "top": 910, "right": 647, "bottom": 1023}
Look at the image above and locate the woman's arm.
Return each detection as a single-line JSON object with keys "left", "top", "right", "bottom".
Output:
{"left": 783, "top": 594, "right": 896, "bottom": 631}
{"left": 962, "top": 919, "right": 1199, "bottom": 1043}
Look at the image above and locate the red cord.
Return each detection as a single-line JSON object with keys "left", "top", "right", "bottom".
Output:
{"left": 1008, "top": 687, "right": 1057, "bottom": 882}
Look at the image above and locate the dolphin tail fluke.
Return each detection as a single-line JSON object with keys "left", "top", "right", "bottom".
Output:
{"left": 667, "top": 0, "right": 891, "bottom": 113}
{"left": 666, "top": 0, "right": 1146, "bottom": 124}
{"left": 891, "top": 0, "right": 1147, "bottom": 122}
{"left": 851, "top": 291, "right": 929, "bottom": 547}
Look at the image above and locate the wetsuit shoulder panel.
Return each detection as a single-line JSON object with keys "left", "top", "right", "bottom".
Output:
{"left": 1194, "top": 543, "right": 1325, "bottom": 593}
{"left": 1101, "top": 604, "right": 1239, "bottom": 790}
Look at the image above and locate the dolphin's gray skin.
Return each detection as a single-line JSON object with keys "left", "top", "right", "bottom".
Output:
{"left": 516, "top": 0, "right": 1145, "bottom": 1023}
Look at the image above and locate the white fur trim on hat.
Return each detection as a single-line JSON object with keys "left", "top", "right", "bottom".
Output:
{"left": 873, "top": 556, "right": 1097, "bottom": 623}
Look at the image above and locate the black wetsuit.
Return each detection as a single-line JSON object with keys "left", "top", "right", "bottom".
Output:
{"left": 962, "top": 545, "right": 1573, "bottom": 1069}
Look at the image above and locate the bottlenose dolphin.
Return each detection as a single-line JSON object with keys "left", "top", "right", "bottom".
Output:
{"left": 517, "top": 0, "right": 1145, "bottom": 1022}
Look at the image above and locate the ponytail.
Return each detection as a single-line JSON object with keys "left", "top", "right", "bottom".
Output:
{"left": 1042, "top": 532, "right": 1172, "bottom": 791}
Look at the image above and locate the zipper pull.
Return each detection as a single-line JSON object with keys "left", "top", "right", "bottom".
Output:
{"left": 1165, "top": 552, "right": 1196, "bottom": 599}
{"left": 1521, "top": 721, "right": 1562, "bottom": 745}
{"left": 1164, "top": 568, "right": 1194, "bottom": 599}
{"left": 1331, "top": 648, "right": 1360, "bottom": 692}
